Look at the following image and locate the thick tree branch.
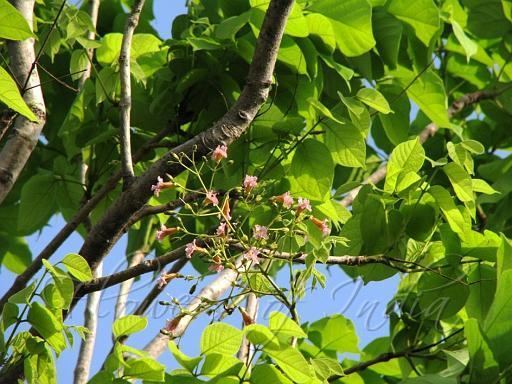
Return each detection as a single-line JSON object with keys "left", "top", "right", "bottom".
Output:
{"left": 119, "top": 0, "right": 146, "bottom": 185}
{"left": 237, "top": 293, "right": 259, "bottom": 367}
{"left": 0, "top": 0, "right": 46, "bottom": 204}
{"left": 0, "top": 123, "right": 174, "bottom": 313}
{"left": 74, "top": 2, "right": 101, "bottom": 382}
{"left": 76, "top": 0, "right": 295, "bottom": 286}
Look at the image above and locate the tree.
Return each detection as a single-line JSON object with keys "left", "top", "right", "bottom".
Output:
{"left": 0, "top": 0, "right": 512, "bottom": 382}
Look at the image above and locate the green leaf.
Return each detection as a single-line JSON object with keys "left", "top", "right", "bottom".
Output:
{"left": 124, "top": 358, "right": 165, "bottom": 381}
{"left": 307, "top": 98, "right": 345, "bottom": 124}
{"left": 386, "top": 0, "right": 440, "bottom": 46}
{"left": 311, "top": 357, "right": 344, "bottom": 380}
{"left": 324, "top": 120, "right": 366, "bottom": 168}
{"left": 42, "top": 261, "right": 74, "bottom": 310}
{"left": 277, "top": 36, "right": 307, "bottom": 75}
{"left": 417, "top": 265, "right": 469, "bottom": 319}
{"left": 484, "top": 270, "right": 512, "bottom": 368}
{"left": 309, "top": 0, "right": 375, "bottom": 57}
{"left": 465, "top": 318, "right": 499, "bottom": 382}
{"left": 96, "top": 33, "right": 123, "bottom": 66}
{"left": 308, "top": 315, "right": 359, "bottom": 353}
{"left": 168, "top": 341, "right": 202, "bottom": 373}
{"left": 1, "top": 236, "right": 31, "bottom": 274}
{"left": 131, "top": 34, "right": 162, "bottom": 58}
{"left": 200, "top": 322, "right": 243, "bottom": 356}
{"left": 0, "top": 0, "right": 33, "bottom": 40}
{"left": 249, "top": 0, "right": 308, "bottom": 38}
{"left": 215, "top": 12, "right": 251, "bottom": 40}
{"left": 2, "top": 302, "right": 19, "bottom": 330}
{"left": 465, "top": 0, "right": 512, "bottom": 38}
{"left": 264, "top": 343, "right": 313, "bottom": 383}
{"left": 8, "top": 282, "right": 35, "bottom": 304}
{"left": 0, "top": 66, "right": 37, "bottom": 121}
{"left": 384, "top": 139, "right": 425, "bottom": 194}
{"left": 27, "top": 302, "right": 62, "bottom": 339}
{"left": 392, "top": 67, "right": 450, "bottom": 128}
{"left": 378, "top": 84, "right": 410, "bottom": 145}
{"left": 443, "top": 163, "right": 474, "bottom": 203}
{"left": 70, "top": 50, "right": 89, "bottom": 81}
{"left": 356, "top": 88, "right": 392, "bottom": 114}
{"left": 290, "top": 139, "right": 334, "bottom": 202}
{"left": 200, "top": 353, "right": 243, "bottom": 377}
{"left": 306, "top": 13, "right": 336, "bottom": 53}
{"left": 268, "top": 311, "right": 307, "bottom": 339}
{"left": 244, "top": 324, "right": 279, "bottom": 348}
{"left": 428, "top": 186, "right": 471, "bottom": 241}
{"left": 61, "top": 253, "right": 92, "bottom": 282}
{"left": 251, "top": 364, "right": 293, "bottom": 384}
{"left": 450, "top": 19, "right": 477, "bottom": 62}
{"left": 373, "top": 9, "right": 402, "bottom": 67}
{"left": 18, "top": 174, "right": 58, "bottom": 235}
{"left": 112, "top": 315, "right": 148, "bottom": 339}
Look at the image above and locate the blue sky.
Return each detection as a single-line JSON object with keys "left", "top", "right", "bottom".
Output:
{"left": 0, "top": 1, "right": 399, "bottom": 382}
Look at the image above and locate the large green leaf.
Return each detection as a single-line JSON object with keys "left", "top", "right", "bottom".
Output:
{"left": 393, "top": 67, "right": 450, "bottom": 128}
{"left": 124, "top": 358, "right": 165, "bottom": 381}
{"left": 268, "top": 311, "right": 307, "bottom": 340}
{"left": 386, "top": 0, "right": 440, "bottom": 46}
{"left": 308, "top": 315, "right": 359, "bottom": 353}
{"left": 428, "top": 186, "right": 471, "bottom": 241}
{"left": 251, "top": 364, "right": 293, "bottom": 384}
{"left": 264, "top": 343, "right": 313, "bottom": 383}
{"left": 200, "top": 322, "right": 243, "bottom": 355}
{"left": 61, "top": 253, "right": 92, "bottom": 282}
{"left": 309, "top": 0, "right": 375, "bottom": 57}
{"left": 443, "top": 163, "right": 474, "bottom": 203}
{"left": 168, "top": 341, "right": 203, "bottom": 373}
{"left": 249, "top": 0, "right": 308, "bottom": 38}
{"left": 290, "top": 139, "right": 334, "bottom": 202}
{"left": 356, "top": 88, "right": 392, "bottom": 114}
{"left": 378, "top": 84, "right": 410, "bottom": 145}
{"left": 0, "top": 66, "right": 37, "bottom": 121}
{"left": 465, "top": 0, "right": 512, "bottom": 38}
{"left": 465, "top": 318, "right": 499, "bottom": 383}
{"left": 306, "top": 13, "right": 336, "bottom": 53}
{"left": 18, "top": 174, "right": 57, "bottom": 235}
{"left": 324, "top": 120, "right": 366, "bottom": 168}
{"left": 484, "top": 270, "right": 512, "bottom": 368}
{"left": 384, "top": 139, "right": 425, "bottom": 194}
{"left": 27, "top": 302, "right": 62, "bottom": 340}
{"left": 373, "top": 9, "right": 402, "bottom": 67}
{"left": 112, "top": 315, "right": 148, "bottom": 339}
{"left": 1, "top": 236, "right": 31, "bottom": 274}
{"left": 42, "top": 261, "right": 74, "bottom": 310}
{"left": 0, "top": 0, "right": 33, "bottom": 40}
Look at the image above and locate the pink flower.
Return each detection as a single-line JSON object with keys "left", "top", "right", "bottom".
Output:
{"left": 272, "top": 191, "right": 294, "bottom": 209}
{"left": 204, "top": 191, "right": 219, "bottom": 206}
{"left": 243, "top": 247, "right": 260, "bottom": 264}
{"left": 156, "top": 225, "right": 179, "bottom": 241}
{"left": 216, "top": 222, "right": 227, "bottom": 236}
{"left": 212, "top": 144, "right": 228, "bottom": 163}
{"left": 253, "top": 225, "right": 268, "bottom": 240}
{"left": 208, "top": 263, "right": 225, "bottom": 273}
{"left": 157, "top": 271, "right": 179, "bottom": 289}
{"left": 157, "top": 271, "right": 168, "bottom": 289}
{"left": 185, "top": 239, "right": 205, "bottom": 259}
{"left": 164, "top": 315, "right": 183, "bottom": 333}
{"left": 296, "top": 197, "right": 312, "bottom": 215}
{"left": 221, "top": 199, "right": 231, "bottom": 221}
{"left": 151, "top": 176, "right": 174, "bottom": 197}
{"left": 243, "top": 175, "right": 258, "bottom": 193}
{"left": 311, "top": 217, "right": 330, "bottom": 237}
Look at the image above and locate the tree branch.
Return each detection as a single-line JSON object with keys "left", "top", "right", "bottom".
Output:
{"left": 75, "top": 246, "right": 186, "bottom": 297}
{"left": 73, "top": 262, "right": 102, "bottom": 384}
{"left": 237, "top": 293, "right": 259, "bottom": 367}
{"left": 0, "top": 0, "right": 46, "bottom": 204}
{"left": 328, "top": 328, "right": 464, "bottom": 381}
{"left": 0, "top": 122, "right": 175, "bottom": 313}
{"left": 119, "top": 0, "right": 146, "bottom": 185}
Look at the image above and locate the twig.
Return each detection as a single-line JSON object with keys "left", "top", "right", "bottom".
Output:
{"left": 113, "top": 250, "right": 146, "bottom": 320}
{"left": 119, "top": 0, "right": 146, "bottom": 185}
{"left": 237, "top": 293, "right": 259, "bottom": 368}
